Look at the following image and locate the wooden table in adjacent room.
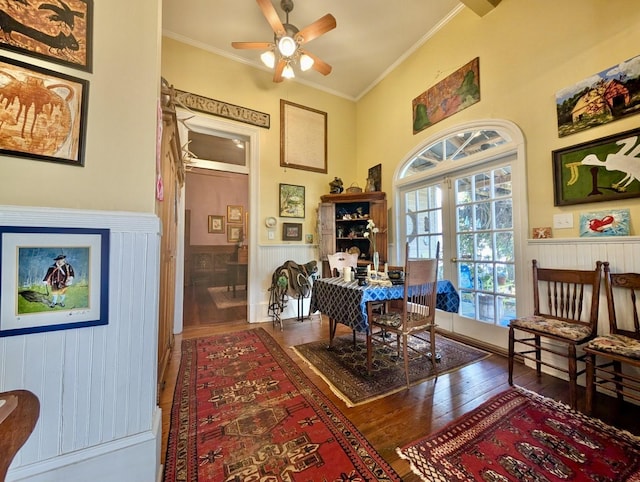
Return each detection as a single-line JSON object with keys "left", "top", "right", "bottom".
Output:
{"left": 225, "top": 261, "right": 247, "bottom": 297}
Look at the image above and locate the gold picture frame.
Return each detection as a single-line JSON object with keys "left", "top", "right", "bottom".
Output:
{"left": 208, "top": 215, "right": 224, "bottom": 233}
{"left": 227, "top": 205, "right": 243, "bottom": 223}
{"left": 280, "top": 100, "right": 327, "bottom": 173}
{"left": 227, "top": 225, "right": 243, "bottom": 243}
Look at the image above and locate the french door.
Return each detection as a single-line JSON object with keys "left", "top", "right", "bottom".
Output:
{"left": 399, "top": 155, "right": 517, "bottom": 346}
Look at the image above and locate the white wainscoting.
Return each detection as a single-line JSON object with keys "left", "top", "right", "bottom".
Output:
{"left": 0, "top": 206, "right": 160, "bottom": 482}
{"left": 252, "top": 244, "right": 319, "bottom": 324}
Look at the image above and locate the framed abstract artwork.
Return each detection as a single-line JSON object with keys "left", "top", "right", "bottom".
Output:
{"left": 0, "top": 56, "right": 89, "bottom": 166}
{"left": 412, "top": 57, "right": 480, "bottom": 134}
{"left": 552, "top": 127, "right": 640, "bottom": 206}
{"left": 0, "top": 0, "right": 93, "bottom": 72}
{"left": 0, "top": 226, "right": 109, "bottom": 337}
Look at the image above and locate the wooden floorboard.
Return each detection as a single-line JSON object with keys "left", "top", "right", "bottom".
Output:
{"left": 159, "top": 285, "right": 640, "bottom": 481}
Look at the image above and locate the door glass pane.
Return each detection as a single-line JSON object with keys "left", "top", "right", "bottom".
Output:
{"left": 404, "top": 183, "right": 443, "bottom": 273}
{"left": 455, "top": 166, "right": 516, "bottom": 327}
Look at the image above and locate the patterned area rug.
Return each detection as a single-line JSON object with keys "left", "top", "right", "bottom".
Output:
{"left": 163, "top": 328, "right": 401, "bottom": 482}
{"left": 207, "top": 286, "right": 247, "bottom": 309}
{"left": 292, "top": 333, "right": 490, "bottom": 407}
{"left": 399, "top": 386, "right": 640, "bottom": 481}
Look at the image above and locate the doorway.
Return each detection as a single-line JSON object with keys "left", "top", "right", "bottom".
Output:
{"left": 175, "top": 108, "right": 260, "bottom": 332}
{"left": 394, "top": 120, "right": 527, "bottom": 350}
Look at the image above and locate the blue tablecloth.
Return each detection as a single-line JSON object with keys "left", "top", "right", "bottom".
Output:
{"left": 309, "top": 278, "right": 459, "bottom": 333}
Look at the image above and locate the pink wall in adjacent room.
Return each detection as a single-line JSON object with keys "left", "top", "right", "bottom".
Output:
{"left": 186, "top": 169, "right": 249, "bottom": 245}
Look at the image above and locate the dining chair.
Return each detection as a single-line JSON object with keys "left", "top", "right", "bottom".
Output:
{"left": 366, "top": 242, "right": 439, "bottom": 388}
{"left": 327, "top": 252, "right": 359, "bottom": 277}
{"left": 508, "top": 259, "right": 603, "bottom": 410}
{"left": 584, "top": 262, "right": 640, "bottom": 414}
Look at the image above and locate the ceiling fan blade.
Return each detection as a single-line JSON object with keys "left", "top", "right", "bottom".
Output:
{"left": 300, "top": 50, "right": 332, "bottom": 76}
{"left": 295, "top": 14, "right": 336, "bottom": 44}
{"left": 273, "top": 59, "right": 285, "bottom": 83}
{"left": 231, "top": 41, "right": 273, "bottom": 50}
{"left": 256, "top": 0, "right": 285, "bottom": 36}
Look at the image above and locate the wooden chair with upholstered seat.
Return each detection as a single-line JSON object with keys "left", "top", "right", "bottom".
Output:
{"left": 584, "top": 262, "right": 640, "bottom": 414}
{"left": 508, "top": 259, "right": 603, "bottom": 410}
{"left": 327, "top": 252, "right": 359, "bottom": 278}
{"left": 366, "top": 242, "right": 439, "bottom": 388}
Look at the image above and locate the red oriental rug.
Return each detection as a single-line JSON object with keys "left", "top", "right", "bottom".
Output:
{"left": 163, "top": 328, "right": 400, "bottom": 482}
{"left": 398, "top": 386, "right": 640, "bottom": 481}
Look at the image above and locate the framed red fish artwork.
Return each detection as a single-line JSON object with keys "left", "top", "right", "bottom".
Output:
{"left": 579, "top": 208, "right": 630, "bottom": 237}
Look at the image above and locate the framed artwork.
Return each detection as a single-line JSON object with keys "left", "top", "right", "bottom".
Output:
{"left": 280, "top": 100, "right": 327, "bottom": 173}
{"left": 208, "top": 215, "right": 224, "bottom": 233}
{"left": 552, "top": 127, "right": 640, "bottom": 206}
{"left": 368, "top": 164, "right": 382, "bottom": 191}
{"left": 412, "top": 57, "right": 480, "bottom": 134}
{"left": 0, "top": 56, "right": 89, "bottom": 166}
{"left": 579, "top": 208, "right": 630, "bottom": 237}
{"left": 306, "top": 234, "right": 314, "bottom": 244}
{"left": 279, "top": 183, "right": 305, "bottom": 218}
{"left": 556, "top": 53, "right": 640, "bottom": 137}
{"left": 227, "top": 225, "right": 243, "bottom": 243}
{"left": 227, "top": 205, "right": 243, "bottom": 223}
{"left": 532, "top": 227, "right": 552, "bottom": 239}
{"left": 0, "top": 0, "right": 93, "bottom": 72}
{"left": 282, "top": 223, "right": 302, "bottom": 241}
{"left": 0, "top": 226, "right": 109, "bottom": 337}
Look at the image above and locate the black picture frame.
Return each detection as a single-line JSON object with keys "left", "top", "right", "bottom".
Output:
{"left": 0, "top": 0, "right": 93, "bottom": 72}
{"left": 0, "top": 226, "right": 110, "bottom": 337}
{"left": 0, "top": 56, "right": 89, "bottom": 166}
{"left": 282, "top": 222, "right": 302, "bottom": 241}
{"left": 552, "top": 127, "right": 640, "bottom": 206}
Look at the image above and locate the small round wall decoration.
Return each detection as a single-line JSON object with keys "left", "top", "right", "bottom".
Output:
{"left": 265, "top": 217, "right": 277, "bottom": 228}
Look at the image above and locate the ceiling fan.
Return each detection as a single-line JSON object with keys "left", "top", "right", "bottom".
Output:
{"left": 231, "top": 0, "right": 336, "bottom": 83}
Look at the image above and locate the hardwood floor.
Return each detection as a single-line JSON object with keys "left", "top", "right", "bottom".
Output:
{"left": 160, "top": 285, "right": 640, "bottom": 481}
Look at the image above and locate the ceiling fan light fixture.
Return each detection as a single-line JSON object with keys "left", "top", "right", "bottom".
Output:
{"left": 277, "top": 36, "right": 297, "bottom": 57}
{"left": 282, "top": 62, "right": 295, "bottom": 79}
{"left": 260, "top": 50, "right": 276, "bottom": 68}
{"left": 299, "top": 53, "right": 314, "bottom": 71}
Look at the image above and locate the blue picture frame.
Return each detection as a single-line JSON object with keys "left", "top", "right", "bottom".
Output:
{"left": 0, "top": 226, "right": 109, "bottom": 337}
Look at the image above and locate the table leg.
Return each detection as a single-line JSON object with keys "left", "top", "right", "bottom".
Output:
{"left": 328, "top": 318, "right": 337, "bottom": 349}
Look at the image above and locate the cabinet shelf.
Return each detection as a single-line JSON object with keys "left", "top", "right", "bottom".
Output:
{"left": 318, "top": 192, "right": 387, "bottom": 277}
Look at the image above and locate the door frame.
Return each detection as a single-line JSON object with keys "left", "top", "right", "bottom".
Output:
{"left": 392, "top": 119, "right": 527, "bottom": 350}
{"left": 174, "top": 108, "right": 261, "bottom": 331}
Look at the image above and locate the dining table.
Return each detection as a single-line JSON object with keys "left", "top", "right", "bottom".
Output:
{"left": 308, "top": 277, "right": 460, "bottom": 348}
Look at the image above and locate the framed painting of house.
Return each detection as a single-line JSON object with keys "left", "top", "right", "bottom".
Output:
{"left": 552, "top": 127, "right": 640, "bottom": 206}
{"left": 0, "top": 0, "right": 93, "bottom": 72}
{"left": 556, "top": 53, "right": 640, "bottom": 137}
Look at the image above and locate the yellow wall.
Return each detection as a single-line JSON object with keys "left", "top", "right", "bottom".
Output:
{"left": 161, "top": 37, "right": 357, "bottom": 244}
{"left": 357, "top": 0, "right": 640, "bottom": 236}
{"left": 163, "top": 1, "right": 640, "bottom": 240}
{"left": 0, "top": 0, "right": 161, "bottom": 212}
